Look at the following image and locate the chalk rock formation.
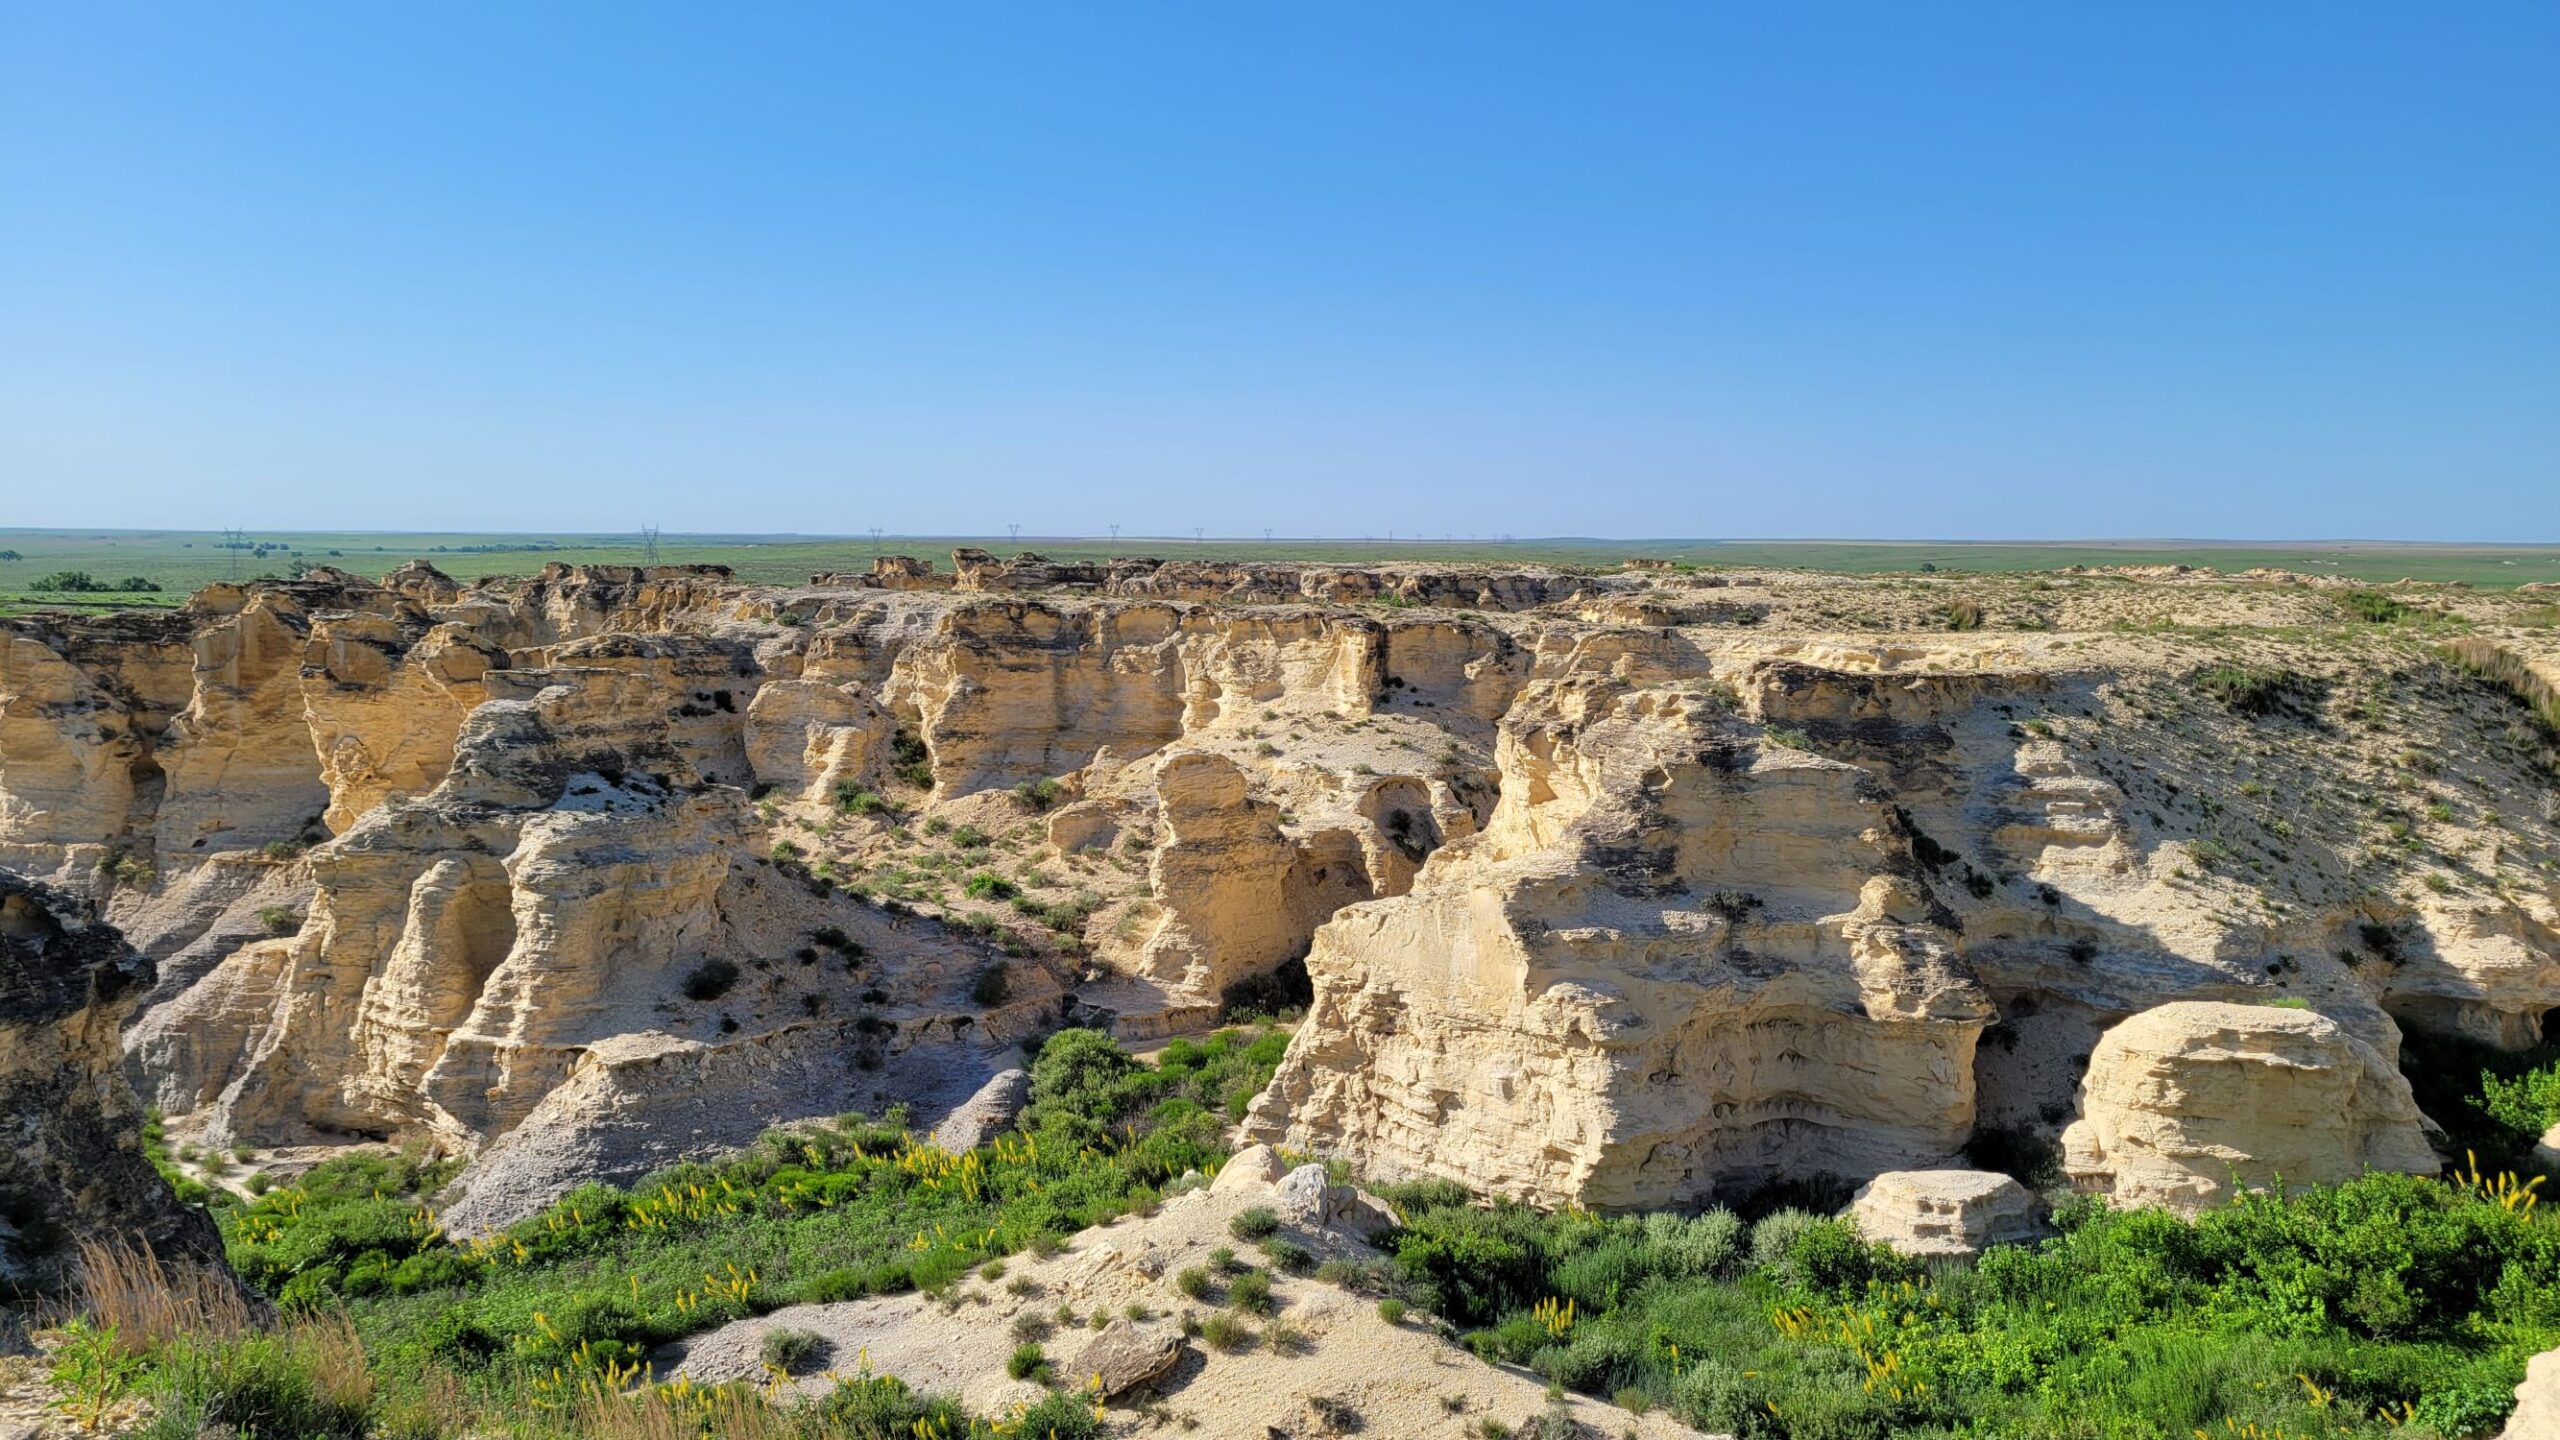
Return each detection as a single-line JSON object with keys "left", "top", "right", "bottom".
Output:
{"left": 131, "top": 651, "right": 1057, "bottom": 1192}
{"left": 0, "top": 874, "right": 225, "bottom": 1290}
{"left": 303, "top": 616, "right": 505, "bottom": 832}
{"left": 1849, "top": 1169, "right": 2046, "bottom": 1258}
{"left": 4, "top": 560, "right": 2557, "bottom": 1227}
{"left": 929, "top": 1067, "right": 1031, "bottom": 1154}
{"left": 1135, "top": 754, "right": 1372, "bottom": 1001}
{"left": 1245, "top": 675, "right": 2000, "bottom": 1208}
{"left": 0, "top": 611, "right": 193, "bottom": 878}
{"left": 2060, "top": 1001, "right": 2437, "bottom": 1212}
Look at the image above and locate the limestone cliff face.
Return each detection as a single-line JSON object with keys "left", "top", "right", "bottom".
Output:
{"left": 303, "top": 616, "right": 505, "bottom": 833}
{"left": 131, "top": 664, "right": 746, "bottom": 1146}
{"left": 1244, "top": 677, "right": 1998, "bottom": 1207}
{"left": 2, "top": 561, "right": 2555, "bottom": 1220}
{"left": 883, "top": 602, "right": 1189, "bottom": 797}
{"left": 0, "top": 611, "right": 194, "bottom": 878}
{"left": 1134, "top": 754, "right": 1375, "bottom": 1001}
{"left": 1250, "top": 636, "right": 2560, "bottom": 1209}
{"left": 0, "top": 874, "right": 225, "bottom": 1290}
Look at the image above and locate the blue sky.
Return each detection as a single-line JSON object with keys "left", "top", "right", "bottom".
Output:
{"left": 3, "top": 4, "right": 2553, "bottom": 539}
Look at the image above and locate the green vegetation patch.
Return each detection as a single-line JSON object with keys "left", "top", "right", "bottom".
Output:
{"left": 1374, "top": 1168, "right": 2559, "bottom": 1439}
{"left": 183, "top": 1025, "right": 1283, "bottom": 1436}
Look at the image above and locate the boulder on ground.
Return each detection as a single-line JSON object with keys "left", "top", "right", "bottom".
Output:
{"left": 1849, "top": 1169, "right": 2046, "bottom": 1258}
{"left": 1212, "top": 1143, "right": 1288, "bottom": 1194}
{"left": 1273, "top": 1163, "right": 1336, "bottom": 1226}
{"left": 2060, "top": 1001, "right": 2436, "bottom": 1213}
{"left": 1068, "top": 1319, "right": 1183, "bottom": 1398}
{"left": 2504, "top": 1347, "right": 2560, "bottom": 1439}
{"left": 1272, "top": 1162, "right": 1399, "bottom": 1238}
{"left": 930, "top": 1068, "right": 1029, "bottom": 1153}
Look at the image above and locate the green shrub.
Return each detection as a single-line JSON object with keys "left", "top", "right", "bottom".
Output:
{"left": 1230, "top": 1206, "right": 1280, "bottom": 1240}
{"left": 1260, "top": 1236, "right": 1314, "bottom": 1274}
{"left": 1376, "top": 1297, "right": 1407, "bottom": 1325}
{"left": 759, "top": 1326, "right": 828, "bottom": 1374}
{"left": 1639, "top": 1208, "right": 1744, "bottom": 1279}
{"left": 1006, "top": 1389, "right": 1107, "bottom": 1439}
{"left": 681, "top": 958, "right": 740, "bottom": 1001}
{"left": 2194, "top": 663, "right": 2325, "bottom": 719}
{"left": 1746, "top": 1208, "right": 1823, "bottom": 1276}
{"left": 809, "top": 1372, "right": 969, "bottom": 1436}
{"left": 2339, "top": 589, "right": 2414, "bottom": 624}
{"left": 135, "top": 1328, "right": 372, "bottom": 1440}
{"left": 1199, "top": 1311, "right": 1254, "bottom": 1351}
{"left": 1006, "top": 1341, "right": 1049, "bottom": 1382}
{"left": 257, "top": 906, "right": 303, "bottom": 936}
{"left": 1229, "top": 1267, "right": 1275, "bottom": 1315}
{"left": 889, "top": 728, "right": 935, "bottom": 789}
{"left": 963, "top": 872, "right": 1019, "bottom": 902}
{"left": 1175, "top": 1266, "right": 1215, "bottom": 1301}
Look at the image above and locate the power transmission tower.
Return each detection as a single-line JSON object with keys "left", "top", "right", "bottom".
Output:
{"left": 224, "top": 528, "right": 244, "bottom": 580}
{"left": 1193, "top": 526, "right": 1205, "bottom": 544}
{"left": 1108, "top": 524, "right": 1120, "bottom": 544}
{"left": 869, "top": 527, "right": 884, "bottom": 557}
{"left": 1263, "top": 528, "right": 1274, "bottom": 546}
{"left": 639, "top": 525, "right": 661, "bottom": 564}
{"left": 1008, "top": 523, "right": 1021, "bottom": 544}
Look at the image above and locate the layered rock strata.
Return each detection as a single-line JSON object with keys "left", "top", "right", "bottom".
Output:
{"left": 0, "top": 557, "right": 2551, "bottom": 1219}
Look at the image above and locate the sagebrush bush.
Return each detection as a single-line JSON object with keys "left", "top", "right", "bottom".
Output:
{"left": 758, "top": 1326, "right": 827, "bottom": 1374}
{"left": 1745, "top": 1208, "right": 1824, "bottom": 1276}
{"left": 1198, "top": 1312, "right": 1254, "bottom": 1352}
{"left": 1229, "top": 1268, "right": 1275, "bottom": 1315}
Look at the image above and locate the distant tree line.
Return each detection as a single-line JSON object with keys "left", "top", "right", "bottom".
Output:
{"left": 26, "top": 571, "right": 162, "bottom": 593}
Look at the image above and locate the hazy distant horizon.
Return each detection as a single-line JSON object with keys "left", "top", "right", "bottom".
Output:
{"left": 6, "top": 527, "right": 2559, "bottom": 551}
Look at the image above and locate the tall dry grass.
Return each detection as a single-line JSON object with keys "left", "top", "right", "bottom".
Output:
{"left": 570, "top": 1381, "right": 793, "bottom": 1440}
{"left": 2442, "top": 636, "right": 2560, "bottom": 733}
{"left": 299, "top": 1308, "right": 377, "bottom": 1416}
{"left": 73, "top": 1236, "right": 254, "bottom": 1353}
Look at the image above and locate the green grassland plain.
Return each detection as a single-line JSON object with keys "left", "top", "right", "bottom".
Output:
{"left": 3, "top": 527, "right": 2557, "bottom": 615}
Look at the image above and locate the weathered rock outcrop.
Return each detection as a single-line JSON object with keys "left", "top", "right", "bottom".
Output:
{"left": 118, "top": 637, "right": 1067, "bottom": 1225}
{"left": 1849, "top": 1169, "right": 2046, "bottom": 1257}
{"left": 1, "top": 560, "right": 2553, "bottom": 1223}
{"left": 1135, "top": 754, "right": 1373, "bottom": 1001}
{"left": 2060, "top": 1001, "right": 2438, "bottom": 1212}
{"left": 1245, "top": 677, "right": 2002, "bottom": 1207}
{"left": 0, "top": 874, "right": 225, "bottom": 1291}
